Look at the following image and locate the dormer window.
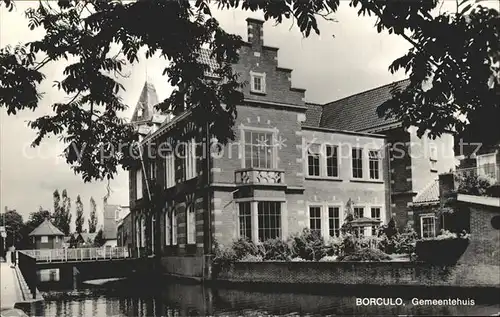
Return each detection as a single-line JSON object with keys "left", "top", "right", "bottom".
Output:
{"left": 250, "top": 71, "right": 266, "bottom": 94}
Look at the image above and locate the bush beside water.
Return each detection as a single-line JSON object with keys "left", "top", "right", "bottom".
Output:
{"left": 213, "top": 225, "right": 470, "bottom": 267}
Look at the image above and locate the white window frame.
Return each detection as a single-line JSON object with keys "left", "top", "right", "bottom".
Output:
{"left": 140, "top": 217, "right": 146, "bottom": 248}
{"left": 353, "top": 205, "right": 365, "bottom": 237}
{"left": 353, "top": 206, "right": 365, "bottom": 219}
{"left": 41, "top": 236, "right": 48, "bottom": 243}
{"left": 55, "top": 236, "right": 59, "bottom": 243}
{"left": 241, "top": 127, "right": 278, "bottom": 169}
{"left": 135, "top": 217, "right": 141, "bottom": 248}
{"left": 172, "top": 210, "right": 177, "bottom": 245}
{"left": 351, "top": 148, "right": 364, "bottom": 179}
{"left": 165, "top": 153, "right": 175, "bottom": 188}
{"left": 235, "top": 200, "right": 284, "bottom": 243}
{"left": 257, "top": 201, "right": 282, "bottom": 242}
{"left": 368, "top": 150, "right": 382, "bottom": 180}
{"left": 307, "top": 143, "right": 322, "bottom": 177}
{"left": 151, "top": 215, "right": 156, "bottom": 252}
{"left": 238, "top": 202, "right": 252, "bottom": 241}
{"left": 305, "top": 143, "right": 340, "bottom": 179}
{"left": 325, "top": 144, "right": 340, "bottom": 178}
{"left": 420, "top": 214, "right": 436, "bottom": 238}
{"left": 185, "top": 139, "right": 197, "bottom": 180}
{"left": 186, "top": 204, "right": 196, "bottom": 245}
{"left": 327, "top": 205, "right": 342, "bottom": 238}
{"left": 165, "top": 210, "right": 171, "bottom": 246}
{"left": 250, "top": 71, "right": 266, "bottom": 94}
{"left": 370, "top": 206, "right": 382, "bottom": 236}
{"left": 308, "top": 205, "right": 323, "bottom": 235}
{"left": 136, "top": 169, "right": 143, "bottom": 199}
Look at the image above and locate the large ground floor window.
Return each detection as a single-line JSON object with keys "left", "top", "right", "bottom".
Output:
{"left": 309, "top": 206, "right": 322, "bottom": 235}
{"left": 164, "top": 209, "right": 177, "bottom": 246}
{"left": 307, "top": 205, "right": 384, "bottom": 238}
{"left": 239, "top": 202, "right": 252, "bottom": 241}
{"left": 308, "top": 205, "right": 342, "bottom": 238}
{"left": 258, "top": 201, "right": 282, "bottom": 241}
{"left": 328, "top": 207, "right": 340, "bottom": 237}
{"left": 186, "top": 205, "right": 196, "bottom": 245}
{"left": 238, "top": 201, "right": 282, "bottom": 243}
{"left": 420, "top": 214, "right": 436, "bottom": 238}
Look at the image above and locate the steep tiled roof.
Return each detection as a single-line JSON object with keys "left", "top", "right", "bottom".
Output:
{"left": 29, "top": 220, "right": 64, "bottom": 236}
{"left": 304, "top": 103, "right": 323, "bottom": 127}
{"left": 130, "top": 81, "right": 160, "bottom": 123}
{"left": 320, "top": 79, "right": 409, "bottom": 132}
{"left": 413, "top": 179, "right": 440, "bottom": 205}
{"left": 198, "top": 48, "right": 219, "bottom": 78}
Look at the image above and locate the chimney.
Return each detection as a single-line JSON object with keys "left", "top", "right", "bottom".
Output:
{"left": 246, "top": 18, "right": 264, "bottom": 49}
{"left": 439, "top": 173, "right": 456, "bottom": 206}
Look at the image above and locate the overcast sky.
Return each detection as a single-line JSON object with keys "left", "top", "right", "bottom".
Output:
{"left": 2, "top": 1, "right": 494, "bottom": 229}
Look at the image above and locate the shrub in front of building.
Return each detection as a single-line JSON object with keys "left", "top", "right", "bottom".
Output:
{"left": 289, "top": 229, "right": 326, "bottom": 261}
{"left": 337, "top": 248, "right": 392, "bottom": 262}
{"left": 415, "top": 230, "right": 470, "bottom": 264}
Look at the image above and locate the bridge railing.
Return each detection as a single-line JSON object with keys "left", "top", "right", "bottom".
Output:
{"left": 19, "top": 247, "right": 130, "bottom": 262}
{"left": 17, "top": 251, "right": 37, "bottom": 299}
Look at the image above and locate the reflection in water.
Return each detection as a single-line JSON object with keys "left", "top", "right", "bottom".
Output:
{"left": 34, "top": 278, "right": 499, "bottom": 317}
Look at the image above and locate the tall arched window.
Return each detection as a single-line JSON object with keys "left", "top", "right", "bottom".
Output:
{"left": 140, "top": 217, "right": 146, "bottom": 247}
{"left": 151, "top": 214, "right": 156, "bottom": 252}
{"left": 135, "top": 216, "right": 141, "bottom": 248}
{"left": 165, "top": 210, "right": 171, "bottom": 246}
{"left": 172, "top": 209, "right": 177, "bottom": 245}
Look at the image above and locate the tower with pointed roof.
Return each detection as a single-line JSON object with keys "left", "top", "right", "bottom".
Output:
{"left": 130, "top": 81, "right": 160, "bottom": 123}
{"left": 130, "top": 81, "right": 172, "bottom": 139}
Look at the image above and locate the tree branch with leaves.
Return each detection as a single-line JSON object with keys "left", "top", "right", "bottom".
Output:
{"left": 1, "top": 0, "right": 498, "bottom": 184}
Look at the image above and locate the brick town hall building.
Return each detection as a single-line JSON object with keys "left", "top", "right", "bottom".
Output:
{"left": 126, "top": 18, "right": 455, "bottom": 273}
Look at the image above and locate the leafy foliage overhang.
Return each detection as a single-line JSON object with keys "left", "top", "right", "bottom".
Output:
{"left": 0, "top": 0, "right": 498, "bottom": 182}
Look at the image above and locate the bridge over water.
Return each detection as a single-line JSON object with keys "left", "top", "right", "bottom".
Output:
{"left": 13, "top": 247, "right": 153, "bottom": 303}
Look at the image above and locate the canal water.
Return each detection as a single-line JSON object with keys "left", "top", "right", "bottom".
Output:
{"left": 30, "top": 278, "right": 499, "bottom": 316}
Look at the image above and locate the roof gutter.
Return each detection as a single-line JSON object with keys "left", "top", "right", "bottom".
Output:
{"left": 302, "top": 125, "right": 386, "bottom": 139}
